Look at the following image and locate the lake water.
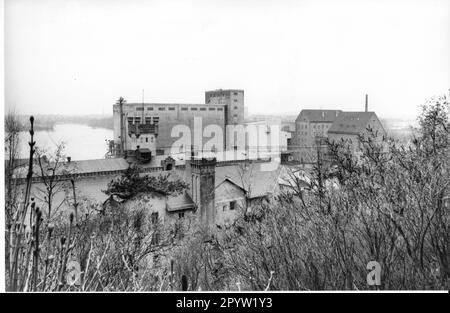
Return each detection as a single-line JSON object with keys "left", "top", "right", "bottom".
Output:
{"left": 19, "top": 124, "right": 113, "bottom": 160}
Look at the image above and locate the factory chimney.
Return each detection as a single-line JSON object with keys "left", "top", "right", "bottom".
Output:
{"left": 365, "top": 94, "right": 368, "bottom": 112}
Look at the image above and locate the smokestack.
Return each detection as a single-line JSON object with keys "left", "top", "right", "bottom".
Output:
{"left": 365, "top": 94, "right": 368, "bottom": 112}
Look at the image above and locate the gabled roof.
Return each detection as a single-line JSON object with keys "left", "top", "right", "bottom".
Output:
{"left": 296, "top": 110, "right": 342, "bottom": 123}
{"left": 327, "top": 112, "right": 377, "bottom": 135}
{"left": 215, "top": 178, "right": 247, "bottom": 193}
{"left": 214, "top": 163, "right": 280, "bottom": 199}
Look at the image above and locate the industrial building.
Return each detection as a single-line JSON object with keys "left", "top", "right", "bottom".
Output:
{"left": 112, "top": 89, "right": 245, "bottom": 160}
{"left": 291, "top": 96, "right": 386, "bottom": 163}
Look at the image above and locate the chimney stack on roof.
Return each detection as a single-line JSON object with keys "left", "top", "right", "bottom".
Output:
{"left": 365, "top": 94, "right": 368, "bottom": 112}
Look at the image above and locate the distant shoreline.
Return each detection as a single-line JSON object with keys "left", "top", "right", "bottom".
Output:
{"left": 17, "top": 115, "right": 114, "bottom": 131}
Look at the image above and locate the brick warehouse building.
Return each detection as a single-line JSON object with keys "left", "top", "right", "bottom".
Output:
{"left": 291, "top": 96, "right": 386, "bottom": 163}
{"left": 113, "top": 89, "right": 245, "bottom": 158}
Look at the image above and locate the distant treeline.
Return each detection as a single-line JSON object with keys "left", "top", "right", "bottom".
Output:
{"left": 16, "top": 114, "right": 114, "bottom": 131}
{"left": 85, "top": 116, "right": 114, "bottom": 129}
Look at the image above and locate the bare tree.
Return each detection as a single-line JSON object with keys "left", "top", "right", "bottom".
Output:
{"left": 5, "top": 110, "right": 22, "bottom": 223}
{"left": 214, "top": 93, "right": 449, "bottom": 290}
{"left": 34, "top": 143, "right": 71, "bottom": 221}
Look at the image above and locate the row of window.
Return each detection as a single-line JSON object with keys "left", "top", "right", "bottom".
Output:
{"left": 182, "top": 107, "right": 223, "bottom": 111}
{"left": 131, "top": 136, "right": 154, "bottom": 143}
{"left": 135, "top": 107, "right": 175, "bottom": 111}
{"left": 128, "top": 117, "right": 159, "bottom": 124}
{"left": 137, "top": 106, "right": 224, "bottom": 112}
{"left": 299, "top": 123, "right": 330, "bottom": 130}
{"left": 209, "top": 91, "right": 239, "bottom": 98}
{"left": 313, "top": 124, "right": 328, "bottom": 129}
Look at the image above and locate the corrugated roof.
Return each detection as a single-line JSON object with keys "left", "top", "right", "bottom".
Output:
{"left": 13, "top": 157, "right": 131, "bottom": 179}
{"left": 64, "top": 158, "right": 130, "bottom": 174}
{"left": 296, "top": 110, "right": 342, "bottom": 123}
{"left": 327, "top": 112, "right": 376, "bottom": 135}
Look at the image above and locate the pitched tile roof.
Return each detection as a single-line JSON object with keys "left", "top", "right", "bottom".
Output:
{"left": 327, "top": 112, "right": 377, "bottom": 135}
{"left": 296, "top": 110, "right": 342, "bottom": 123}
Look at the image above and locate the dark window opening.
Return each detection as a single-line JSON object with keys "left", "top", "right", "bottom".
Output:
{"left": 151, "top": 232, "right": 160, "bottom": 245}
{"left": 151, "top": 212, "right": 159, "bottom": 225}
{"left": 156, "top": 149, "right": 165, "bottom": 156}
{"left": 230, "top": 201, "right": 236, "bottom": 210}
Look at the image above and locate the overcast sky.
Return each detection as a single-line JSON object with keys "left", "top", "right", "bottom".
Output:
{"left": 5, "top": 0, "right": 450, "bottom": 118}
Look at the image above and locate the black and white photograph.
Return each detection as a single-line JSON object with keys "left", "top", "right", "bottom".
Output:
{"left": 1, "top": 0, "right": 449, "bottom": 301}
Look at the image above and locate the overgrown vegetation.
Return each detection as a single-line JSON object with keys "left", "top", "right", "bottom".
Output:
{"left": 171, "top": 93, "right": 449, "bottom": 290}
{"left": 203, "top": 93, "right": 449, "bottom": 290}
{"left": 4, "top": 93, "right": 449, "bottom": 291}
{"left": 104, "top": 166, "right": 188, "bottom": 200}
{"left": 4, "top": 117, "right": 188, "bottom": 291}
